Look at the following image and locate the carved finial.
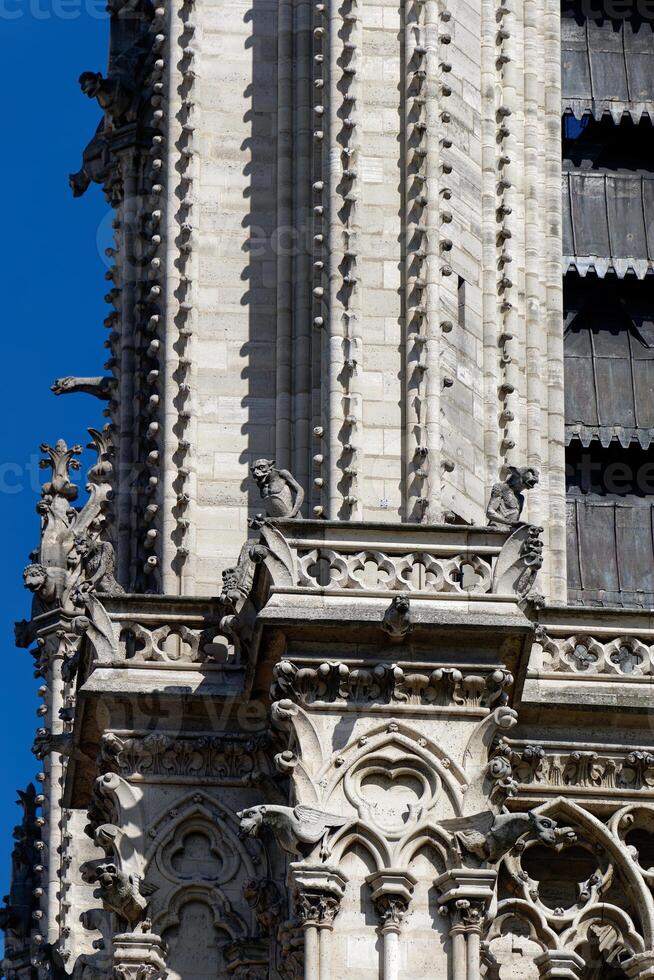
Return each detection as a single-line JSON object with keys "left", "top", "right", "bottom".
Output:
{"left": 250, "top": 459, "right": 305, "bottom": 519}
{"left": 39, "top": 440, "right": 82, "bottom": 502}
{"left": 486, "top": 465, "right": 539, "bottom": 529}
{"left": 86, "top": 426, "right": 115, "bottom": 486}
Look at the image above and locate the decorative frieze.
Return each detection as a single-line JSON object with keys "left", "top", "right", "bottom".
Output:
{"left": 272, "top": 659, "right": 513, "bottom": 710}
{"left": 535, "top": 630, "right": 654, "bottom": 677}
{"left": 100, "top": 732, "right": 271, "bottom": 782}
{"left": 489, "top": 739, "right": 654, "bottom": 801}
{"left": 298, "top": 545, "right": 494, "bottom": 593}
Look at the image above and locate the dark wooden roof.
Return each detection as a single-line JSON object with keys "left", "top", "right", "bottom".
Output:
{"left": 563, "top": 172, "right": 654, "bottom": 278}
{"left": 562, "top": 11, "right": 654, "bottom": 122}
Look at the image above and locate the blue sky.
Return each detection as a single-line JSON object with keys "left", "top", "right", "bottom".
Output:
{"left": 0, "top": 0, "right": 109, "bottom": 912}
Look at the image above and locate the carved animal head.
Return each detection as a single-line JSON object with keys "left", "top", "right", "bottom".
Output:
{"left": 237, "top": 806, "right": 266, "bottom": 839}
{"left": 221, "top": 566, "right": 240, "bottom": 591}
{"left": 51, "top": 377, "right": 75, "bottom": 395}
{"left": 392, "top": 595, "right": 410, "bottom": 613}
{"left": 529, "top": 813, "right": 564, "bottom": 847}
{"left": 243, "top": 878, "right": 277, "bottom": 909}
{"left": 23, "top": 564, "right": 48, "bottom": 595}
{"left": 507, "top": 466, "right": 539, "bottom": 492}
{"left": 73, "top": 533, "right": 95, "bottom": 559}
{"left": 79, "top": 71, "right": 103, "bottom": 97}
{"left": 250, "top": 459, "right": 275, "bottom": 487}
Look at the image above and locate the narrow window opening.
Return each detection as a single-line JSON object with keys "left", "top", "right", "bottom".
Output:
{"left": 457, "top": 276, "right": 466, "bottom": 331}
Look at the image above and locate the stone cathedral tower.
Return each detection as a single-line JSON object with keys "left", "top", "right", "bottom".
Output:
{"left": 4, "top": 0, "right": 654, "bottom": 976}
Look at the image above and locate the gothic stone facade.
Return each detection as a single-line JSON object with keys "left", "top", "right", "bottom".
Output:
{"left": 3, "top": 0, "right": 654, "bottom": 978}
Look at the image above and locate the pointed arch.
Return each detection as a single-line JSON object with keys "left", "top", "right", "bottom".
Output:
{"left": 534, "top": 797, "right": 654, "bottom": 946}
{"left": 561, "top": 902, "right": 645, "bottom": 958}
{"left": 329, "top": 819, "right": 391, "bottom": 871}
{"left": 320, "top": 718, "right": 466, "bottom": 819}
{"left": 396, "top": 823, "right": 451, "bottom": 868}
{"left": 486, "top": 898, "right": 559, "bottom": 952}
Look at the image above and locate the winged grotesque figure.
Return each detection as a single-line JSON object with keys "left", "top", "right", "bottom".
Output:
{"left": 439, "top": 810, "right": 576, "bottom": 862}
{"left": 237, "top": 804, "right": 348, "bottom": 860}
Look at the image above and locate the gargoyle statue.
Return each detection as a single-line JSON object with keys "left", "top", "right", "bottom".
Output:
{"left": 51, "top": 377, "right": 114, "bottom": 401}
{"left": 15, "top": 563, "right": 58, "bottom": 647}
{"left": 486, "top": 466, "right": 539, "bottom": 529}
{"left": 71, "top": 532, "right": 124, "bottom": 600}
{"left": 22, "top": 563, "right": 58, "bottom": 617}
{"left": 69, "top": 120, "right": 111, "bottom": 198}
{"left": 237, "top": 804, "right": 347, "bottom": 860}
{"left": 440, "top": 810, "right": 577, "bottom": 863}
{"left": 250, "top": 459, "right": 305, "bottom": 519}
{"left": 78, "top": 71, "right": 134, "bottom": 127}
{"left": 243, "top": 878, "right": 283, "bottom": 937}
{"left": 80, "top": 861, "right": 156, "bottom": 931}
{"left": 382, "top": 595, "right": 412, "bottom": 641}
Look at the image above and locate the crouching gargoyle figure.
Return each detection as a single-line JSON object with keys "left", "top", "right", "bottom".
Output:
{"left": 440, "top": 809, "right": 577, "bottom": 863}
{"left": 486, "top": 466, "right": 539, "bottom": 529}
{"left": 237, "top": 804, "right": 347, "bottom": 860}
{"left": 382, "top": 594, "right": 412, "bottom": 641}
{"left": 71, "top": 531, "right": 124, "bottom": 601}
{"left": 250, "top": 459, "right": 305, "bottom": 518}
{"left": 80, "top": 861, "right": 156, "bottom": 932}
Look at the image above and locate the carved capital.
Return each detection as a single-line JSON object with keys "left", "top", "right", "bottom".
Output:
{"left": 288, "top": 864, "right": 348, "bottom": 930}
{"left": 295, "top": 892, "right": 341, "bottom": 928}
{"left": 366, "top": 870, "right": 416, "bottom": 934}
{"left": 533, "top": 950, "right": 585, "bottom": 980}
{"left": 435, "top": 868, "right": 496, "bottom": 936}
{"left": 112, "top": 930, "right": 167, "bottom": 980}
{"left": 450, "top": 898, "right": 486, "bottom": 934}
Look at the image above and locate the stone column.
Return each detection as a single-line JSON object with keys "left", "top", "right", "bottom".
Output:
{"left": 624, "top": 952, "right": 654, "bottom": 980}
{"left": 112, "top": 930, "right": 167, "bottom": 980}
{"left": 366, "top": 870, "right": 417, "bottom": 980}
{"left": 288, "top": 863, "right": 348, "bottom": 980}
{"left": 534, "top": 950, "right": 584, "bottom": 979}
{"left": 435, "top": 869, "right": 497, "bottom": 980}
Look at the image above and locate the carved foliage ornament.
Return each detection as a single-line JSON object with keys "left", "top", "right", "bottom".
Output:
{"left": 489, "top": 740, "right": 654, "bottom": 798}
{"left": 272, "top": 659, "right": 513, "bottom": 709}
{"left": 100, "top": 732, "right": 271, "bottom": 781}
